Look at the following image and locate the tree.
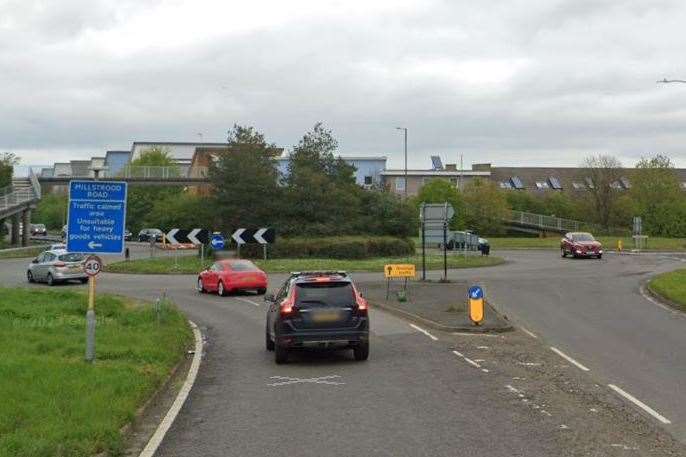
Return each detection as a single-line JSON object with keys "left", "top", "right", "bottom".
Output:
{"left": 542, "top": 192, "right": 577, "bottom": 219}
{"left": 506, "top": 191, "right": 545, "bottom": 214}
{"left": 0, "top": 152, "right": 18, "bottom": 190}
{"left": 209, "top": 125, "right": 282, "bottom": 232}
{"left": 284, "top": 123, "right": 360, "bottom": 235}
{"left": 127, "top": 147, "right": 182, "bottom": 233}
{"left": 32, "top": 194, "right": 68, "bottom": 230}
{"left": 146, "top": 193, "right": 216, "bottom": 232}
{"left": 630, "top": 154, "right": 686, "bottom": 236}
{"left": 462, "top": 178, "right": 509, "bottom": 235}
{"left": 581, "top": 154, "right": 624, "bottom": 230}
{"left": 353, "top": 191, "right": 418, "bottom": 237}
{"left": 415, "top": 179, "right": 466, "bottom": 229}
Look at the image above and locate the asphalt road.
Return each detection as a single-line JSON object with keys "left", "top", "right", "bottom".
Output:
{"left": 1, "top": 249, "right": 686, "bottom": 455}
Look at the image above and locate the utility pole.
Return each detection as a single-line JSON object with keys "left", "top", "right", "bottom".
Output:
{"left": 396, "top": 127, "right": 408, "bottom": 198}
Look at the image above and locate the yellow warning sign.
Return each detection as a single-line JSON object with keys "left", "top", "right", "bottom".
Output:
{"left": 384, "top": 264, "right": 416, "bottom": 278}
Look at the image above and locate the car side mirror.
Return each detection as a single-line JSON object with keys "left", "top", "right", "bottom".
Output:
{"left": 264, "top": 293, "right": 275, "bottom": 302}
{"left": 31, "top": 258, "right": 39, "bottom": 264}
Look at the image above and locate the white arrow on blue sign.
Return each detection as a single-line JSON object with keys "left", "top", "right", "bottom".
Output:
{"left": 468, "top": 285, "right": 484, "bottom": 300}
{"left": 211, "top": 234, "right": 225, "bottom": 250}
{"left": 66, "top": 180, "right": 128, "bottom": 255}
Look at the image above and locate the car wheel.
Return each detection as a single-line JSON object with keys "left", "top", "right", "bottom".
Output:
{"left": 353, "top": 342, "right": 370, "bottom": 361}
{"left": 597, "top": 254, "right": 602, "bottom": 260}
{"left": 217, "top": 281, "right": 226, "bottom": 296}
{"left": 47, "top": 273, "right": 55, "bottom": 286}
{"left": 265, "top": 326, "right": 275, "bottom": 351}
{"left": 197, "top": 277, "right": 206, "bottom": 293}
{"left": 27, "top": 270, "right": 34, "bottom": 283}
{"left": 257, "top": 287, "right": 267, "bottom": 295}
{"left": 275, "top": 344, "right": 288, "bottom": 364}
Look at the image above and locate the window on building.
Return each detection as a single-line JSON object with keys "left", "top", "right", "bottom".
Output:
{"left": 535, "top": 181, "right": 550, "bottom": 189}
{"left": 620, "top": 177, "right": 631, "bottom": 189}
{"left": 499, "top": 181, "right": 513, "bottom": 189}
{"left": 610, "top": 181, "right": 623, "bottom": 190}
{"left": 681, "top": 182, "right": 686, "bottom": 190}
{"left": 572, "top": 182, "right": 586, "bottom": 190}
{"left": 584, "top": 177, "right": 595, "bottom": 189}
{"left": 364, "top": 176, "right": 373, "bottom": 185}
{"left": 510, "top": 176, "right": 525, "bottom": 189}
{"left": 548, "top": 177, "right": 562, "bottom": 190}
{"left": 395, "top": 178, "right": 406, "bottom": 192}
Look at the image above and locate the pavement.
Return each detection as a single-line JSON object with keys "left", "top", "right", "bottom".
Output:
{"left": 1, "top": 249, "right": 686, "bottom": 455}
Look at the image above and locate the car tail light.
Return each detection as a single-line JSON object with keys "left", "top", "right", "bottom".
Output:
{"left": 354, "top": 288, "right": 368, "bottom": 316}
{"left": 280, "top": 290, "right": 297, "bottom": 317}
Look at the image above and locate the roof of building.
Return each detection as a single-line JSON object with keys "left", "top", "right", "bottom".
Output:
{"left": 381, "top": 169, "right": 491, "bottom": 177}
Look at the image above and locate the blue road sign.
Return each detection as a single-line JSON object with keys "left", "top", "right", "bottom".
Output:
{"left": 468, "top": 285, "right": 484, "bottom": 300}
{"left": 211, "top": 234, "right": 225, "bottom": 250}
{"left": 67, "top": 180, "right": 127, "bottom": 254}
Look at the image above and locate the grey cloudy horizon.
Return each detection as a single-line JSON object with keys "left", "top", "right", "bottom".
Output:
{"left": 2, "top": 0, "right": 686, "bottom": 170}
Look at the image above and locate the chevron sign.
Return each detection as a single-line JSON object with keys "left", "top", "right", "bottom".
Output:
{"left": 165, "top": 228, "right": 210, "bottom": 245}
{"left": 231, "top": 228, "right": 276, "bottom": 245}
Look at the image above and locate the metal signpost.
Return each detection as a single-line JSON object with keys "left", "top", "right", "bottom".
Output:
{"left": 468, "top": 285, "right": 485, "bottom": 326}
{"left": 66, "top": 180, "right": 127, "bottom": 363}
{"left": 419, "top": 203, "right": 454, "bottom": 281}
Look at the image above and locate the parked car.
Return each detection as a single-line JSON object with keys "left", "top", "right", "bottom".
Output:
{"left": 561, "top": 232, "right": 603, "bottom": 259}
{"left": 30, "top": 223, "right": 47, "bottom": 236}
{"left": 265, "top": 271, "right": 369, "bottom": 364}
{"left": 48, "top": 243, "right": 66, "bottom": 251}
{"left": 138, "top": 228, "right": 164, "bottom": 242}
{"left": 197, "top": 259, "right": 267, "bottom": 296}
{"left": 27, "top": 250, "right": 88, "bottom": 286}
{"left": 124, "top": 229, "right": 133, "bottom": 241}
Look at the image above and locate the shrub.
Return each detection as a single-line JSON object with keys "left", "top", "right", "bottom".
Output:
{"left": 240, "top": 236, "right": 415, "bottom": 259}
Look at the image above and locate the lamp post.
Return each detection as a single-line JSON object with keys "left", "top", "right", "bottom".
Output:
{"left": 396, "top": 127, "right": 408, "bottom": 198}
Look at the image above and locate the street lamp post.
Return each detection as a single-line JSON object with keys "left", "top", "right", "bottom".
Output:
{"left": 396, "top": 127, "right": 408, "bottom": 198}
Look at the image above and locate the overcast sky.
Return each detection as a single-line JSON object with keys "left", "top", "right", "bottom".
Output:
{"left": 2, "top": 0, "right": 686, "bottom": 169}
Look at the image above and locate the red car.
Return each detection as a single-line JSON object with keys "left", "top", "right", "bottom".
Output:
{"left": 561, "top": 232, "right": 603, "bottom": 259}
{"left": 197, "top": 259, "right": 268, "bottom": 296}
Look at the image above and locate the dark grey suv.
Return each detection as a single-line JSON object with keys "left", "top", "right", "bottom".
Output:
{"left": 265, "top": 271, "right": 370, "bottom": 364}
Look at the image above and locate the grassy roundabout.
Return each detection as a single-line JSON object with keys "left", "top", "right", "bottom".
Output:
{"left": 0, "top": 287, "right": 191, "bottom": 456}
{"left": 648, "top": 269, "right": 686, "bottom": 312}
{"left": 105, "top": 254, "right": 505, "bottom": 274}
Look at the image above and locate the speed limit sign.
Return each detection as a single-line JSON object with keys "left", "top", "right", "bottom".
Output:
{"left": 84, "top": 255, "right": 103, "bottom": 277}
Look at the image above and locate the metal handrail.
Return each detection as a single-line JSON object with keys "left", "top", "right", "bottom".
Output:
{"left": 507, "top": 210, "right": 584, "bottom": 232}
{"left": 29, "top": 168, "right": 41, "bottom": 199}
{"left": 116, "top": 165, "right": 189, "bottom": 179}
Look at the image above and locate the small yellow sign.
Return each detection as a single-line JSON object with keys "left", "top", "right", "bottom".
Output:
{"left": 384, "top": 264, "right": 416, "bottom": 278}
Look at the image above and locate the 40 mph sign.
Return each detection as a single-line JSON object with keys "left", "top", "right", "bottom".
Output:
{"left": 67, "top": 180, "right": 127, "bottom": 255}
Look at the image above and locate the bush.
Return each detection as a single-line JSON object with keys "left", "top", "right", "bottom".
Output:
{"left": 240, "top": 236, "right": 415, "bottom": 259}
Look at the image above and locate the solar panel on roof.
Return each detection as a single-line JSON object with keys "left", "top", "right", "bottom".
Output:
{"left": 549, "top": 176, "right": 562, "bottom": 189}
{"left": 510, "top": 176, "right": 524, "bottom": 189}
{"left": 431, "top": 156, "right": 443, "bottom": 170}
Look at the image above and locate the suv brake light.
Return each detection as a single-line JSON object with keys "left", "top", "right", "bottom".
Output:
{"left": 355, "top": 289, "right": 368, "bottom": 316}
{"left": 280, "top": 290, "right": 297, "bottom": 316}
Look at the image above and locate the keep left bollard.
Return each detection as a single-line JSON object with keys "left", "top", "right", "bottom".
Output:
{"left": 468, "top": 285, "right": 485, "bottom": 326}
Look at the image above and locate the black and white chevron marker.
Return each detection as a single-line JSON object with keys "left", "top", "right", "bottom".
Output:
{"left": 165, "top": 228, "right": 210, "bottom": 245}
{"left": 231, "top": 228, "right": 276, "bottom": 245}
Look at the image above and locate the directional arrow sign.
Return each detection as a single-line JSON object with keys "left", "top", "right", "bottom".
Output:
{"left": 166, "top": 228, "right": 182, "bottom": 245}
{"left": 165, "top": 228, "right": 209, "bottom": 245}
{"left": 253, "top": 228, "right": 275, "bottom": 244}
{"left": 232, "top": 228, "right": 246, "bottom": 245}
{"left": 187, "top": 228, "right": 209, "bottom": 245}
{"left": 67, "top": 180, "right": 127, "bottom": 255}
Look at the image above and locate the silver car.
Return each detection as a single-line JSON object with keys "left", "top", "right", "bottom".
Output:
{"left": 27, "top": 250, "right": 88, "bottom": 286}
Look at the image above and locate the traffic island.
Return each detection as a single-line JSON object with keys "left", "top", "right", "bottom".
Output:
{"left": 358, "top": 279, "right": 512, "bottom": 332}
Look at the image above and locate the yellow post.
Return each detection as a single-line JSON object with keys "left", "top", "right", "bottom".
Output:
{"left": 469, "top": 298, "right": 484, "bottom": 325}
{"left": 618, "top": 239, "right": 623, "bottom": 254}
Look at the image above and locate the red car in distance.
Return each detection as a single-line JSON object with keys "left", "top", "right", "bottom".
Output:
{"left": 197, "top": 259, "right": 268, "bottom": 296}
{"left": 561, "top": 232, "right": 603, "bottom": 259}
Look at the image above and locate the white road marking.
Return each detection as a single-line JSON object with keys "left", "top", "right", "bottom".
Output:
{"left": 608, "top": 384, "right": 672, "bottom": 425}
{"left": 550, "top": 347, "right": 590, "bottom": 372}
{"left": 476, "top": 345, "right": 489, "bottom": 349}
{"left": 409, "top": 324, "right": 438, "bottom": 341}
{"left": 518, "top": 362, "right": 542, "bottom": 367}
{"left": 453, "top": 350, "right": 482, "bottom": 368}
{"left": 505, "top": 384, "right": 522, "bottom": 394}
{"left": 639, "top": 284, "right": 679, "bottom": 315}
{"left": 234, "top": 297, "right": 260, "bottom": 307}
{"left": 139, "top": 321, "right": 203, "bottom": 457}
{"left": 267, "top": 375, "right": 344, "bottom": 387}
{"left": 521, "top": 327, "right": 538, "bottom": 339}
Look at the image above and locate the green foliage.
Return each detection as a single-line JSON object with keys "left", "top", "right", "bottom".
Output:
{"left": 0, "top": 152, "right": 18, "bottom": 190}
{"left": 209, "top": 125, "right": 282, "bottom": 232}
{"left": 506, "top": 191, "right": 545, "bottom": 214}
{"left": 147, "top": 193, "right": 216, "bottom": 232}
{"left": 415, "top": 179, "right": 466, "bottom": 229}
{"left": 630, "top": 154, "right": 686, "bottom": 236}
{"left": 463, "top": 178, "right": 510, "bottom": 235}
{"left": 32, "top": 194, "right": 68, "bottom": 230}
{"left": 241, "top": 236, "right": 415, "bottom": 259}
{"left": 581, "top": 154, "right": 624, "bottom": 229}
{"left": 353, "top": 191, "right": 418, "bottom": 237}
{"left": 542, "top": 192, "right": 578, "bottom": 219}
{"left": 130, "top": 146, "right": 177, "bottom": 167}
{"left": 650, "top": 269, "right": 686, "bottom": 311}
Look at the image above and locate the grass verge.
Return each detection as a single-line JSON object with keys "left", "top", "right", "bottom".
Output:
{"left": 0, "top": 287, "right": 192, "bottom": 456}
{"left": 0, "top": 245, "right": 45, "bottom": 259}
{"left": 648, "top": 269, "right": 686, "bottom": 312}
{"left": 105, "top": 254, "right": 505, "bottom": 274}
{"left": 487, "top": 236, "right": 686, "bottom": 251}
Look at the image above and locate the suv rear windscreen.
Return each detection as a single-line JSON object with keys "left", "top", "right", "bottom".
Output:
{"left": 296, "top": 282, "right": 354, "bottom": 307}
{"left": 59, "top": 253, "right": 85, "bottom": 262}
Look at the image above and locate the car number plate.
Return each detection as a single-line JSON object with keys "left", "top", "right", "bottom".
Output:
{"left": 312, "top": 311, "right": 342, "bottom": 323}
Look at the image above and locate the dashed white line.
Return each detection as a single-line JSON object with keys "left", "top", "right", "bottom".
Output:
{"left": 608, "top": 384, "right": 672, "bottom": 425}
{"left": 453, "top": 350, "right": 483, "bottom": 369}
{"left": 409, "top": 324, "right": 438, "bottom": 341}
{"left": 521, "top": 327, "right": 538, "bottom": 339}
{"left": 234, "top": 297, "right": 260, "bottom": 307}
{"left": 549, "top": 347, "right": 590, "bottom": 372}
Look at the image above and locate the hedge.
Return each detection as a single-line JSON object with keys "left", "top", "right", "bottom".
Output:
{"left": 240, "top": 236, "right": 415, "bottom": 260}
